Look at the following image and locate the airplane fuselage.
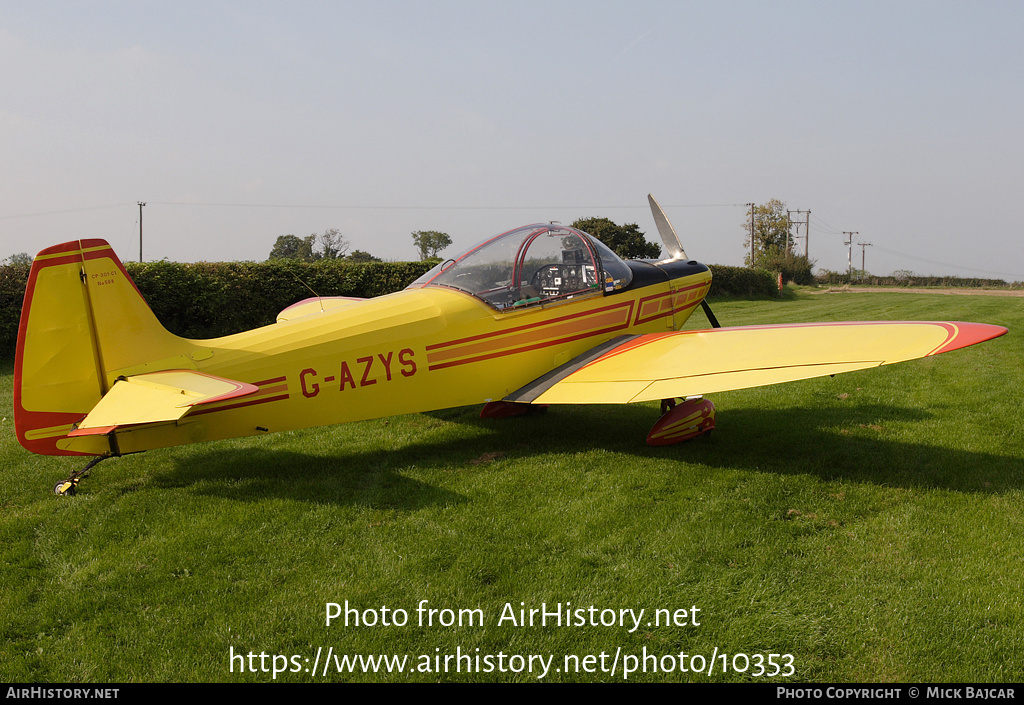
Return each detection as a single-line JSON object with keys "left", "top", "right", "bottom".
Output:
{"left": 57, "top": 259, "right": 711, "bottom": 456}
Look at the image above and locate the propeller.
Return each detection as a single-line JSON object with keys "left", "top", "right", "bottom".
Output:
{"left": 648, "top": 194, "right": 687, "bottom": 261}
{"left": 647, "top": 194, "right": 721, "bottom": 328}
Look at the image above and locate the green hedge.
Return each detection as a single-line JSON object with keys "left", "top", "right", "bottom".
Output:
{"left": 122, "top": 259, "right": 436, "bottom": 339}
{"left": 816, "top": 270, "right": 1022, "bottom": 289}
{"left": 0, "top": 260, "right": 778, "bottom": 358}
{"left": 0, "top": 262, "right": 31, "bottom": 359}
{"left": 0, "top": 260, "right": 436, "bottom": 357}
{"left": 707, "top": 264, "right": 779, "bottom": 298}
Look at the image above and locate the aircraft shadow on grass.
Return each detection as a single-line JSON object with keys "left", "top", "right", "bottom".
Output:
{"left": 153, "top": 445, "right": 470, "bottom": 509}
{"left": 445, "top": 403, "right": 1023, "bottom": 491}
{"left": 155, "top": 400, "right": 1022, "bottom": 506}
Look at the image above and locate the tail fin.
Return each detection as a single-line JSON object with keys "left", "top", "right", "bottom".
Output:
{"left": 14, "top": 239, "right": 187, "bottom": 455}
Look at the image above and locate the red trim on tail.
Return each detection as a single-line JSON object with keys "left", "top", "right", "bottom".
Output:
{"left": 13, "top": 239, "right": 132, "bottom": 457}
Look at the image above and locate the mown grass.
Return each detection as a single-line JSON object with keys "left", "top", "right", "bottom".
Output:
{"left": 1, "top": 291, "right": 1020, "bottom": 682}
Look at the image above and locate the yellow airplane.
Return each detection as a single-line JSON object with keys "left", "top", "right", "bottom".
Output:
{"left": 14, "top": 196, "right": 1007, "bottom": 495}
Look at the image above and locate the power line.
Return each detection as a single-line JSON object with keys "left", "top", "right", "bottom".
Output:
{"left": 872, "top": 245, "right": 1024, "bottom": 281}
{"left": 809, "top": 213, "right": 844, "bottom": 235}
{"left": 146, "top": 201, "right": 749, "bottom": 211}
{"left": 0, "top": 203, "right": 130, "bottom": 220}
{"left": 2, "top": 200, "right": 749, "bottom": 220}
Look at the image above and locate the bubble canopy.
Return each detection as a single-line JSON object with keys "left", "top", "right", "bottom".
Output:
{"left": 407, "top": 224, "right": 634, "bottom": 310}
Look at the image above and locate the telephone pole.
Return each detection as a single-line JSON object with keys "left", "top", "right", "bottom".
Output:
{"left": 138, "top": 202, "right": 146, "bottom": 263}
{"left": 787, "top": 209, "right": 810, "bottom": 258}
{"left": 747, "top": 203, "right": 755, "bottom": 266}
{"left": 843, "top": 232, "right": 858, "bottom": 278}
{"left": 858, "top": 241, "right": 873, "bottom": 280}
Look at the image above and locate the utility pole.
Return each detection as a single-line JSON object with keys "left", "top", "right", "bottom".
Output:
{"left": 787, "top": 209, "right": 810, "bottom": 258}
{"left": 747, "top": 203, "right": 755, "bottom": 267}
{"left": 138, "top": 202, "right": 146, "bottom": 263}
{"left": 843, "top": 232, "right": 858, "bottom": 279}
{"left": 858, "top": 241, "right": 873, "bottom": 280}
{"left": 785, "top": 210, "right": 792, "bottom": 256}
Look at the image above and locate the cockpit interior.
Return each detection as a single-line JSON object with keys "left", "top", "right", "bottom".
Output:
{"left": 407, "top": 224, "right": 635, "bottom": 310}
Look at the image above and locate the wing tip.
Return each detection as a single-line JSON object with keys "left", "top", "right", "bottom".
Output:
{"left": 930, "top": 322, "right": 1008, "bottom": 355}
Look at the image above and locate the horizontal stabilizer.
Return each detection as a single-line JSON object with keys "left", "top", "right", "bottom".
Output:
{"left": 68, "top": 370, "right": 258, "bottom": 436}
{"left": 507, "top": 321, "right": 1007, "bottom": 405}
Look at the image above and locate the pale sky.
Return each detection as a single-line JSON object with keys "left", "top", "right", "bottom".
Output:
{"left": 2, "top": 1, "right": 1022, "bottom": 280}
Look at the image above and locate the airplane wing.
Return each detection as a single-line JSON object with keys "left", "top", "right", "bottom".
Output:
{"left": 68, "top": 370, "right": 258, "bottom": 436}
{"left": 504, "top": 321, "right": 1007, "bottom": 405}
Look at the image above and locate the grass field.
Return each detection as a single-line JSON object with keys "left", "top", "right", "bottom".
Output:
{"left": 2, "top": 290, "right": 1021, "bottom": 683}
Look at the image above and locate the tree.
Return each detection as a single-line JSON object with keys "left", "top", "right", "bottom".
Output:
{"left": 3, "top": 252, "right": 32, "bottom": 266}
{"left": 742, "top": 200, "right": 814, "bottom": 283}
{"left": 760, "top": 246, "right": 816, "bottom": 284}
{"left": 412, "top": 230, "right": 452, "bottom": 260}
{"left": 742, "top": 199, "right": 791, "bottom": 266}
{"left": 268, "top": 229, "right": 350, "bottom": 262}
{"left": 268, "top": 234, "right": 315, "bottom": 262}
{"left": 571, "top": 217, "right": 661, "bottom": 260}
{"left": 347, "top": 249, "right": 381, "bottom": 262}
{"left": 314, "top": 228, "right": 349, "bottom": 260}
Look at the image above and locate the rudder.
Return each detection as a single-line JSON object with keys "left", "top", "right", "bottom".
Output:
{"left": 14, "top": 239, "right": 186, "bottom": 455}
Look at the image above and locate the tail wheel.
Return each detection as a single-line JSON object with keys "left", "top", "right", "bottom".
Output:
{"left": 51, "top": 454, "right": 110, "bottom": 497}
{"left": 53, "top": 480, "right": 76, "bottom": 496}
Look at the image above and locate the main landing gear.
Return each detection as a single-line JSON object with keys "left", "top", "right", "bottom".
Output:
{"left": 53, "top": 454, "right": 110, "bottom": 496}
{"left": 481, "top": 397, "right": 714, "bottom": 447}
{"left": 479, "top": 401, "right": 549, "bottom": 419}
{"left": 647, "top": 397, "right": 715, "bottom": 446}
